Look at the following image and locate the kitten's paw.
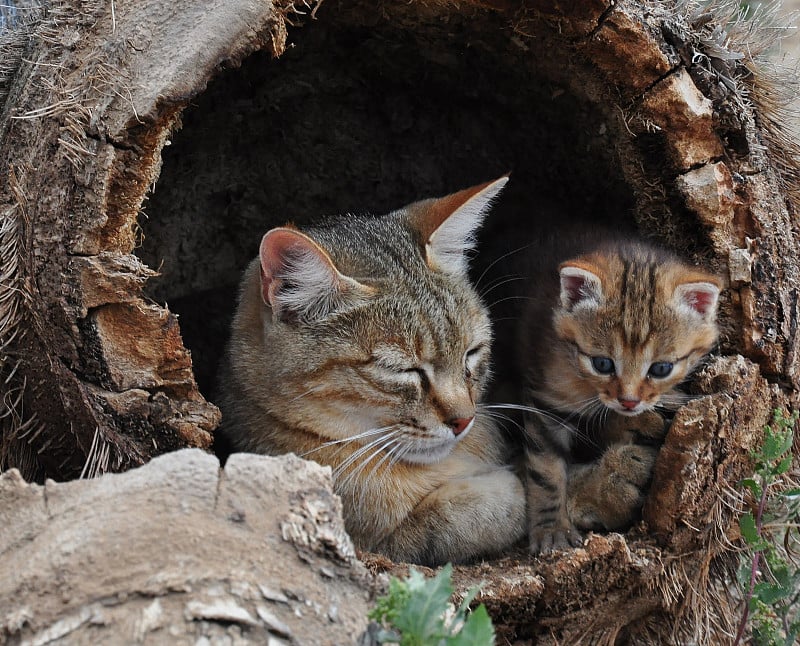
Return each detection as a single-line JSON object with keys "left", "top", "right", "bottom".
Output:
{"left": 568, "top": 444, "right": 658, "bottom": 531}
{"left": 605, "top": 410, "right": 667, "bottom": 445}
{"left": 529, "top": 525, "right": 583, "bottom": 554}
{"left": 633, "top": 410, "right": 669, "bottom": 442}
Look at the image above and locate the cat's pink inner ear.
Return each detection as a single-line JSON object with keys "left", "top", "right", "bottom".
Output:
{"left": 559, "top": 264, "right": 602, "bottom": 309}
{"left": 676, "top": 282, "right": 720, "bottom": 317}
{"left": 258, "top": 227, "right": 337, "bottom": 307}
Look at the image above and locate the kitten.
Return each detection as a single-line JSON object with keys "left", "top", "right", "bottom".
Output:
{"left": 217, "top": 177, "right": 526, "bottom": 566}
{"left": 516, "top": 238, "right": 721, "bottom": 553}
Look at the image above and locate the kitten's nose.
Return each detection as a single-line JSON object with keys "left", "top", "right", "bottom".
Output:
{"left": 618, "top": 397, "right": 641, "bottom": 410}
{"left": 447, "top": 417, "right": 474, "bottom": 436}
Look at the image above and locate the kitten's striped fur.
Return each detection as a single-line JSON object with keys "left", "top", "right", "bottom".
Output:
{"left": 518, "top": 240, "right": 721, "bottom": 552}
{"left": 218, "top": 177, "right": 525, "bottom": 566}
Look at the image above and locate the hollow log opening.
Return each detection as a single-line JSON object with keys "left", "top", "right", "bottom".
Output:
{"left": 139, "top": 6, "right": 648, "bottom": 401}
{"left": 1, "top": 0, "right": 799, "bottom": 642}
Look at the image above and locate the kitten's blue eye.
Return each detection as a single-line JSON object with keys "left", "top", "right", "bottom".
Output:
{"left": 648, "top": 362, "right": 674, "bottom": 378}
{"left": 591, "top": 356, "right": 615, "bottom": 375}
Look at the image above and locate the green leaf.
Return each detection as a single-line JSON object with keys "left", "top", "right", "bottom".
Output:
{"left": 447, "top": 605, "right": 495, "bottom": 646}
{"left": 781, "top": 488, "right": 800, "bottom": 500}
{"left": 773, "top": 456, "right": 793, "bottom": 476}
{"left": 741, "top": 478, "right": 763, "bottom": 498}
{"left": 740, "top": 512, "right": 760, "bottom": 544}
{"left": 761, "top": 429, "right": 793, "bottom": 462}
{"left": 455, "top": 585, "right": 482, "bottom": 619}
{"left": 754, "top": 580, "right": 793, "bottom": 605}
{"left": 393, "top": 565, "right": 454, "bottom": 643}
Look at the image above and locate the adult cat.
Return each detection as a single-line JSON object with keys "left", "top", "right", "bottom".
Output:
{"left": 517, "top": 238, "right": 721, "bottom": 553}
{"left": 217, "top": 177, "right": 526, "bottom": 566}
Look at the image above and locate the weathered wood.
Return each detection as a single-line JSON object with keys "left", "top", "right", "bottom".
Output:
{"left": 0, "top": 450, "right": 371, "bottom": 644}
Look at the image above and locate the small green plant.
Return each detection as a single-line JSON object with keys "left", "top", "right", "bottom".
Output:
{"left": 368, "top": 563, "right": 495, "bottom": 646}
{"left": 734, "top": 408, "right": 800, "bottom": 646}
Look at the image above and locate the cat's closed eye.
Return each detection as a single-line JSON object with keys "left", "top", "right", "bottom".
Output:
{"left": 403, "top": 366, "right": 430, "bottom": 388}
{"left": 464, "top": 344, "right": 487, "bottom": 378}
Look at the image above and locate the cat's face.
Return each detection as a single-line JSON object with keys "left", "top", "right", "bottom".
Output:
{"left": 318, "top": 294, "right": 493, "bottom": 464}
{"left": 257, "top": 177, "right": 506, "bottom": 464}
{"left": 551, "top": 246, "right": 721, "bottom": 416}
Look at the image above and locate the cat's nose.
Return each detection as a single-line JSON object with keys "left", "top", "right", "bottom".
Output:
{"left": 618, "top": 397, "right": 641, "bottom": 410}
{"left": 447, "top": 416, "right": 474, "bottom": 436}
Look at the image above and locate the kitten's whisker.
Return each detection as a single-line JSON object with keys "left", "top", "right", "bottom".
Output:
{"left": 656, "top": 392, "right": 698, "bottom": 412}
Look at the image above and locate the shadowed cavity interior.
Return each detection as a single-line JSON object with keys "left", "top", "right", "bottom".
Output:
{"left": 137, "top": 13, "right": 637, "bottom": 405}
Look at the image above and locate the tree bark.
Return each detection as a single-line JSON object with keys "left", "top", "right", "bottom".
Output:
{"left": 0, "top": 0, "right": 798, "bottom": 642}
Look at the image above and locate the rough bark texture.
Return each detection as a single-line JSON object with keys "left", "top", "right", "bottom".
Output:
{"left": 1, "top": 0, "right": 799, "bottom": 643}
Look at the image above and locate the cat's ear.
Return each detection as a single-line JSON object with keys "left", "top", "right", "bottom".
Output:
{"left": 416, "top": 175, "right": 509, "bottom": 276}
{"left": 559, "top": 263, "right": 603, "bottom": 310}
{"left": 673, "top": 281, "right": 720, "bottom": 321}
{"left": 259, "top": 227, "right": 369, "bottom": 321}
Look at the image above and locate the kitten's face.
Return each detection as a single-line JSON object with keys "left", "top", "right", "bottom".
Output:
{"left": 550, "top": 247, "right": 721, "bottom": 416}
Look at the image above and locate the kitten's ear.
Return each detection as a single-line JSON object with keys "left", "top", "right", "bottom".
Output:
{"left": 416, "top": 175, "right": 509, "bottom": 276}
{"left": 673, "top": 280, "right": 720, "bottom": 321}
{"left": 559, "top": 263, "right": 603, "bottom": 310}
{"left": 259, "top": 227, "right": 369, "bottom": 321}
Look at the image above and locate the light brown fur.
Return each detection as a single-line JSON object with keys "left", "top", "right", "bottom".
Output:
{"left": 217, "top": 178, "right": 526, "bottom": 566}
{"left": 517, "top": 240, "right": 721, "bottom": 552}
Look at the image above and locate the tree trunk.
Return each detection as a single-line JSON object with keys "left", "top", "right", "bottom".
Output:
{"left": 1, "top": 0, "right": 798, "bottom": 642}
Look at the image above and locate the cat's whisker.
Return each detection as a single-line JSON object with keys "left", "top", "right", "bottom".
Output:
{"left": 299, "top": 424, "right": 399, "bottom": 458}
{"left": 486, "top": 295, "right": 535, "bottom": 310}
{"left": 357, "top": 441, "right": 403, "bottom": 507}
{"left": 475, "top": 406, "right": 524, "bottom": 434}
{"left": 334, "top": 429, "right": 401, "bottom": 478}
{"left": 483, "top": 402, "right": 584, "bottom": 436}
{"left": 338, "top": 435, "right": 401, "bottom": 495}
{"left": 473, "top": 243, "right": 532, "bottom": 291}
{"left": 288, "top": 385, "right": 325, "bottom": 403}
{"left": 477, "top": 275, "right": 526, "bottom": 301}
{"left": 477, "top": 411, "right": 522, "bottom": 432}
{"left": 332, "top": 430, "right": 401, "bottom": 479}
{"left": 317, "top": 424, "right": 398, "bottom": 449}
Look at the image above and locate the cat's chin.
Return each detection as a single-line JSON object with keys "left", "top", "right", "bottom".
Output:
{"left": 605, "top": 404, "right": 651, "bottom": 416}
{"left": 400, "top": 438, "right": 460, "bottom": 465}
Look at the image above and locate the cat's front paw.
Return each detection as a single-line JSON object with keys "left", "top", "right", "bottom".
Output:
{"left": 529, "top": 524, "right": 583, "bottom": 555}
{"left": 568, "top": 444, "right": 658, "bottom": 531}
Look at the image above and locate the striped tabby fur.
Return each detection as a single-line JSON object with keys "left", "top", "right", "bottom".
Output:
{"left": 518, "top": 240, "right": 721, "bottom": 553}
{"left": 218, "top": 177, "right": 525, "bottom": 566}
